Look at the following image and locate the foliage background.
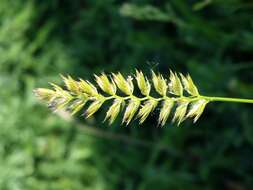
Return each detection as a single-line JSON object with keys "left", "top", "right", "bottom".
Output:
{"left": 0, "top": 0, "right": 253, "bottom": 189}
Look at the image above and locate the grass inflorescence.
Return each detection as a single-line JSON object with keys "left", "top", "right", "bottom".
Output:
{"left": 34, "top": 70, "right": 253, "bottom": 126}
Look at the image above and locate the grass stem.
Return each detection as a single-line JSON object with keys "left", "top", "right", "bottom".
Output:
{"left": 202, "top": 96, "right": 253, "bottom": 104}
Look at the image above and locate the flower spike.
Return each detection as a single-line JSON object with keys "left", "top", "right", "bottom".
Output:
{"left": 34, "top": 70, "right": 253, "bottom": 126}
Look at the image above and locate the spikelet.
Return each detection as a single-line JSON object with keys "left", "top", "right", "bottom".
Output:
{"left": 158, "top": 100, "right": 174, "bottom": 126}
{"left": 94, "top": 73, "right": 116, "bottom": 95}
{"left": 34, "top": 70, "right": 210, "bottom": 126}
{"left": 61, "top": 75, "right": 80, "bottom": 94}
{"left": 123, "top": 99, "right": 140, "bottom": 125}
{"left": 85, "top": 100, "right": 104, "bottom": 118}
{"left": 172, "top": 101, "right": 189, "bottom": 125}
{"left": 79, "top": 79, "right": 98, "bottom": 96}
{"left": 135, "top": 70, "right": 150, "bottom": 96}
{"left": 112, "top": 73, "right": 133, "bottom": 95}
{"left": 138, "top": 99, "right": 158, "bottom": 124}
{"left": 180, "top": 73, "right": 199, "bottom": 96}
{"left": 34, "top": 88, "right": 55, "bottom": 101}
{"left": 187, "top": 99, "right": 208, "bottom": 123}
{"left": 151, "top": 71, "right": 167, "bottom": 96}
{"left": 169, "top": 70, "right": 183, "bottom": 96}
{"left": 104, "top": 99, "right": 123, "bottom": 124}
{"left": 70, "top": 99, "right": 87, "bottom": 115}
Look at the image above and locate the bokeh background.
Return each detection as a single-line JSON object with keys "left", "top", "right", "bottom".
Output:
{"left": 1, "top": 0, "right": 253, "bottom": 189}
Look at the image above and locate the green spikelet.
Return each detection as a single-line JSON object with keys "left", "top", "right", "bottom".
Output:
{"left": 34, "top": 69, "right": 253, "bottom": 126}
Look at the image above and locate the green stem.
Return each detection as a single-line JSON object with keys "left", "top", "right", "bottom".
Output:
{"left": 201, "top": 96, "right": 253, "bottom": 104}
{"left": 103, "top": 94, "right": 192, "bottom": 102}
{"left": 91, "top": 93, "right": 253, "bottom": 104}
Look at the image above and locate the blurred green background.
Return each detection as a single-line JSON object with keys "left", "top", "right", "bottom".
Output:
{"left": 0, "top": 0, "right": 253, "bottom": 189}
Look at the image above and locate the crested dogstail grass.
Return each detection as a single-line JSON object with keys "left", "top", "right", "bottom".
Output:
{"left": 34, "top": 70, "right": 253, "bottom": 126}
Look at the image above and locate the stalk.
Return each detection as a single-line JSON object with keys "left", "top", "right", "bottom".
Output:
{"left": 201, "top": 96, "right": 253, "bottom": 104}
